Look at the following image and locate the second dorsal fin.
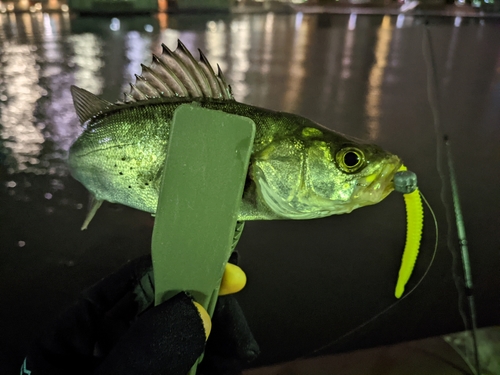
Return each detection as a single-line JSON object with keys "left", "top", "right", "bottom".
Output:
{"left": 124, "top": 40, "right": 234, "bottom": 103}
{"left": 71, "top": 86, "right": 113, "bottom": 125}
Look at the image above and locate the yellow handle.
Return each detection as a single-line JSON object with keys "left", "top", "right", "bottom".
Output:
{"left": 395, "top": 165, "right": 424, "bottom": 298}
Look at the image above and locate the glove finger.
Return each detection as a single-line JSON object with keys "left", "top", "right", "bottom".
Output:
{"left": 84, "top": 255, "right": 152, "bottom": 313}
{"left": 94, "top": 292, "right": 206, "bottom": 375}
{"left": 200, "top": 295, "right": 260, "bottom": 375}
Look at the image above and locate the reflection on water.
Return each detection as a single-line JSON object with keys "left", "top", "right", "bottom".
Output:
{"left": 365, "top": 15, "right": 392, "bottom": 140}
{"left": 71, "top": 34, "right": 103, "bottom": 94}
{"left": 1, "top": 13, "right": 499, "bottom": 179}
{"left": 123, "top": 30, "right": 152, "bottom": 95}
{"left": 0, "top": 39, "right": 44, "bottom": 173}
{"left": 228, "top": 15, "right": 251, "bottom": 101}
{"left": 0, "top": 12, "right": 76, "bottom": 179}
{"left": 283, "top": 12, "right": 311, "bottom": 113}
{"left": 205, "top": 19, "right": 227, "bottom": 73}
{"left": 1, "top": 11, "right": 500, "bottom": 368}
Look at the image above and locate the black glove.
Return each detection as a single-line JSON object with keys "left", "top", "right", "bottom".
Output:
{"left": 23, "top": 255, "right": 259, "bottom": 375}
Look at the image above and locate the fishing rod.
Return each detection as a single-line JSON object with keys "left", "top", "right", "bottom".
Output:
{"left": 423, "top": 19, "right": 481, "bottom": 375}
{"left": 301, "top": 18, "right": 482, "bottom": 374}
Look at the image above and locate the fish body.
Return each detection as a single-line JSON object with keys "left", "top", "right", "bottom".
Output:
{"left": 68, "top": 41, "right": 402, "bottom": 226}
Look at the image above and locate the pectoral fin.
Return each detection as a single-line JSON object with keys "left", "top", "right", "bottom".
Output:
{"left": 81, "top": 195, "right": 104, "bottom": 230}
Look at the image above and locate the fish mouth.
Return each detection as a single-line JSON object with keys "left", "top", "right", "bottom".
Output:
{"left": 354, "top": 156, "right": 402, "bottom": 205}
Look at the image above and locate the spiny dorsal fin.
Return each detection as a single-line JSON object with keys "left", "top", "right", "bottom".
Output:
{"left": 124, "top": 40, "right": 234, "bottom": 103}
{"left": 71, "top": 86, "right": 113, "bottom": 125}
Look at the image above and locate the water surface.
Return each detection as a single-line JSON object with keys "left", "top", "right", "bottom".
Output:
{"left": 1, "top": 11, "right": 500, "bottom": 369}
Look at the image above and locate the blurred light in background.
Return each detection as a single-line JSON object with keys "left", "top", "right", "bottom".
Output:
{"left": 348, "top": 13, "right": 357, "bottom": 30}
{"left": 365, "top": 15, "right": 393, "bottom": 140}
{"left": 110, "top": 17, "right": 120, "bottom": 31}
{"left": 205, "top": 20, "right": 227, "bottom": 74}
{"left": 0, "top": 42, "right": 45, "bottom": 173}
{"left": 70, "top": 33, "right": 104, "bottom": 94}
{"left": 228, "top": 17, "right": 251, "bottom": 101}
{"left": 396, "top": 13, "right": 405, "bottom": 28}
{"left": 123, "top": 31, "right": 152, "bottom": 94}
{"left": 283, "top": 13, "right": 311, "bottom": 112}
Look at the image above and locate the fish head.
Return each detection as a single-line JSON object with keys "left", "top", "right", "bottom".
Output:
{"left": 249, "top": 124, "right": 402, "bottom": 220}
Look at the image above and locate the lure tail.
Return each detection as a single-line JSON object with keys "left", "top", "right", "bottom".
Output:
{"left": 394, "top": 165, "right": 424, "bottom": 298}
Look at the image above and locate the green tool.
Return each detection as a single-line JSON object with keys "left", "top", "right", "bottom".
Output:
{"left": 151, "top": 104, "right": 255, "bottom": 373}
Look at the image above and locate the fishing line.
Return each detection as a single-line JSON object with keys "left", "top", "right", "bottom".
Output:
{"left": 296, "top": 19, "right": 445, "bottom": 361}
{"left": 422, "top": 22, "right": 481, "bottom": 375}
{"left": 304, "top": 191, "right": 438, "bottom": 357}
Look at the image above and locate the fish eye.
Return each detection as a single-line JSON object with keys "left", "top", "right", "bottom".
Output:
{"left": 336, "top": 147, "right": 365, "bottom": 173}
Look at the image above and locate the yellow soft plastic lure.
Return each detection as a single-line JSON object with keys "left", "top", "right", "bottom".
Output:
{"left": 395, "top": 165, "right": 424, "bottom": 298}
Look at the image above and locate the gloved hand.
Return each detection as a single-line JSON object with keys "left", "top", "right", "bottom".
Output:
{"left": 22, "top": 254, "right": 259, "bottom": 375}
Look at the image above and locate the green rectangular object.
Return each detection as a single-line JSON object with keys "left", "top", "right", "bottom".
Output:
{"left": 151, "top": 104, "right": 255, "bottom": 317}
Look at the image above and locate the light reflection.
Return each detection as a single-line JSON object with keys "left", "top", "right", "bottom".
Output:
{"left": 0, "top": 10, "right": 98, "bottom": 208}
{"left": 336, "top": 15, "right": 356, "bottom": 108}
{"left": 42, "top": 15, "right": 81, "bottom": 158}
{"left": 348, "top": 13, "right": 357, "bottom": 31}
{"left": 18, "top": 0, "right": 29, "bottom": 11}
{"left": 396, "top": 14, "right": 405, "bottom": 29}
{"left": 390, "top": 12, "right": 404, "bottom": 70}
{"left": 205, "top": 20, "right": 227, "bottom": 74}
{"left": 454, "top": 16, "right": 462, "bottom": 28}
{"left": 261, "top": 13, "right": 274, "bottom": 75}
{"left": 158, "top": 0, "right": 168, "bottom": 12}
{"left": 228, "top": 16, "right": 250, "bottom": 101}
{"left": 283, "top": 13, "right": 312, "bottom": 113}
{"left": 319, "top": 28, "right": 341, "bottom": 117}
{"left": 247, "top": 13, "right": 274, "bottom": 107}
{"left": 365, "top": 15, "right": 393, "bottom": 141}
{"left": 157, "top": 12, "right": 168, "bottom": 30}
{"left": 340, "top": 22, "right": 354, "bottom": 81}
{"left": 43, "top": 13, "right": 54, "bottom": 38}
{"left": 175, "top": 31, "right": 198, "bottom": 53}
{"left": 69, "top": 33, "right": 104, "bottom": 94}
{"left": 444, "top": 16, "right": 460, "bottom": 86}
{"left": 295, "top": 11, "right": 303, "bottom": 31}
{"left": 159, "top": 28, "right": 181, "bottom": 52}
{"left": 123, "top": 31, "right": 152, "bottom": 94}
{"left": 110, "top": 17, "right": 120, "bottom": 31}
{"left": 21, "top": 13, "right": 33, "bottom": 41}
{"left": 61, "top": 8, "right": 70, "bottom": 31}
{"left": 8, "top": 12, "right": 18, "bottom": 37}
{"left": 0, "top": 42, "right": 44, "bottom": 172}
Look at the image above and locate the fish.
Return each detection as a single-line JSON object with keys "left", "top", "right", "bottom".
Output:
{"left": 68, "top": 40, "right": 402, "bottom": 229}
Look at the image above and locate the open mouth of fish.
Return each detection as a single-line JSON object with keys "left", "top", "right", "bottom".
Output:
{"left": 354, "top": 158, "right": 402, "bottom": 205}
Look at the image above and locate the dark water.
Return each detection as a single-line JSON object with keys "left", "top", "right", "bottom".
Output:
{"left": 1, "top": 11, "right": 500, "bottom": 370}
